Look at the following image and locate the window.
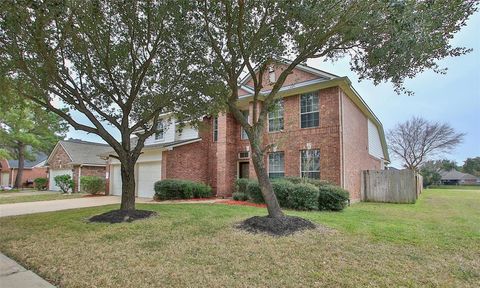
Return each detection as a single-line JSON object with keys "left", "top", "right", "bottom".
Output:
{"left": 240, "top": 110, "right": 249, "bottom": 140}
{"left": 155, "top": 121, "right": 165, "bottom": 141}
{"left": 238, "top": 151, "right": 249, "bottom": 159}
{"left": 268, "top": 100, "right": 284, "bottom": 132}
{"left": 268, "top": 152, "right": 285, "bottom": 178}
{"left": 213, "top": 117, "right": 218, "bottom": 142}
{"left": 300, "top": 92, "right": 319, "bottom": 128}
{"left": 301, "top": 149, "right": 320, "bottom": 179}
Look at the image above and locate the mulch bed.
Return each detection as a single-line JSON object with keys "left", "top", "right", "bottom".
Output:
{"left": 235, "top": 215, "right": 317, "bottom": 236}
{"left": 217, "top": 200, "right": 267, "bottom": 208}
{"left": 89, "top": 209, "right": 157, "bottom": 224}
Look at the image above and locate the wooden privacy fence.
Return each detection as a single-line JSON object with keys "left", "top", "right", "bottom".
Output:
{"left": 361, "top": 170, "right": 423, "bottom": 203}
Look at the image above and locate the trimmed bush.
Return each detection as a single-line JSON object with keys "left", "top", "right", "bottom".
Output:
{"left": 246, "top": 181, "right": 263, "bottom": 203}
{"left": 235, "top": 178, "right": 254, "bottom": 194}
{"left": 81, "top": 176, "right": 105, "bottom": 195}
{"left": 283, "top": 176, "right": 330, "bottom": 188}
{"left": 232, "top": 192, "right": 248, "bottom": 201}
{"left": 318, "top": 185, "right": 350, "bottom": 211}
{"left": 34, "top": 177, "right": 48, "bottom": 190}
{"left": 154, "top": 179, "right": 212, "bottom": 200}
{"left": 287, "top": 183, "right": 319, "bottom": 210}
{"left": 271, "top": 179, "right": 295, "bottom": 207}
{"left": 54, "top": 174, "right": 74, "bottom": 193}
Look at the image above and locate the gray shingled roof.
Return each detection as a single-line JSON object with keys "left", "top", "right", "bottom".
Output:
{"left": 7, "top": 152, "right": 47, "bottom": 169}
{"left": 439, "top": 170, "right": 478, "bottom": 181}
{"left": 59, "top": 140, "right": 111, "bottom": 165}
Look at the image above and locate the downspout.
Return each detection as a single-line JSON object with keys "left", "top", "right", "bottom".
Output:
{"left": 339, "top": 89, "right": 345, "bottom": 188}
{"left": 78, "top": 165, "right": 82, "bottom": 192}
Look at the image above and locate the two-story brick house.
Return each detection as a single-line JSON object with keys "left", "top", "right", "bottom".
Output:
{"left": 105, "top": 61, "right": 389, "bottom": 201}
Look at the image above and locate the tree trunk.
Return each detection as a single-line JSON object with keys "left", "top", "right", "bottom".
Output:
{"left": 120, "top": 157, "right": 136, "bottom": 210}
{"left": 250, "top": 142, "right": 284, "bottom": 218}
{"left": 14, "top": 143, "right": 25, "bottom": 189}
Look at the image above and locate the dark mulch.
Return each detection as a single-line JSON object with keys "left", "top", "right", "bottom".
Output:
{"left": 235, "top": 215, "right": 316, "bottom": 236}
{"left": 89, "top": 209, "right": 157, "bottom": 224}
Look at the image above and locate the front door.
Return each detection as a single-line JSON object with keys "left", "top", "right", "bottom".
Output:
{"left": 239, "top": 162, "right": 249, "bottom": 179}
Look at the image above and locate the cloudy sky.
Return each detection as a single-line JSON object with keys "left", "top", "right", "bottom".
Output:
{"left": 67, "top": 11, "right": 480, "bottom": 168}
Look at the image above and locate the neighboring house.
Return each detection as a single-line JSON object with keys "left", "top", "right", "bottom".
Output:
{"left": 104, "top": 60, "right": 390, "bottom": 201}
{"left": 439, "top": 170, "right": 479, "bottom": 185}
{"left": 0, "top": 152, "right": 48, "bottom": 187}
{"left": 47, "top": 139, "right": 111, "bottom": 192}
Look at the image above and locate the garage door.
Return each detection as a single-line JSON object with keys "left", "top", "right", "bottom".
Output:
{"left": 110, "top": 164, "right": 122, "bottom": 196}
{"left": 137, "top": 161, "right": 161, "bottom": 198}
{"left": 1, "top": 172, "right": 10, "bottom": 186}
{"left": 49, "top": 169, "right": 73, "bottom": 191}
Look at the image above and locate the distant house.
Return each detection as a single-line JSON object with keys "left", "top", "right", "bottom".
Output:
{"left": 0, "top": 152, "right": 48, "bottom": 188}
{"left": 47, "top": 139, "right": 111, "bottom": 192}
{"left": 439, "top": 170, "right": 479, "bottom": 185}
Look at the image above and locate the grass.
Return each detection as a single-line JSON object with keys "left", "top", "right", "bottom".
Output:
{"left": 428, "top": 185, "right": 479, "bottom": 190}
{"left": 0, "top": 188, "right": 479, "bottom": 287}
{"left": 0, "top": 193, "right": 86, "bottom": 204}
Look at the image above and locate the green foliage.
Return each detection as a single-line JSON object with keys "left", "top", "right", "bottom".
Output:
{"left": 80, "top": 176, "right": 105, "bottom": 195}
{"left": 318, "top": 185, "right": 350, "bottom": 211}
{"left": 420, "top": 166, "right": 442, "bottom": 188}
{"left": 287, "top": 183, "right": 319, "bottom": 211}
{"left": 0, "top": 149, "right": 11, "bottom": 160}
{"left": 232, "top": 192, "right": 248, "bottom": 201}
{"left": 246, "top": 181, "right": 263, "bottom": 203}
{"left": 271, "top": 179, "right": 296, "bottom": 207}
{"left": 54, "top": 174, "right": 74, "bottom": 194}
{"left": 33, "top": 178, "right": 48, "bottom": 190}
{"left": 462, "top": 157, "right": 480, "bottom": 177}
{"left": 283, "top": 177, "right": 331, "bottom": 188}
{"left": 154, "top": 179, "right": 212, "bottom": 200}
{"left": 235, "top": 178, "right": 253, "bottom": 194}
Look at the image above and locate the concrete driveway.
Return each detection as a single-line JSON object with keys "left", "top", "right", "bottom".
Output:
{"left": 0, "top": 196, "right": 121, "bottom": 217}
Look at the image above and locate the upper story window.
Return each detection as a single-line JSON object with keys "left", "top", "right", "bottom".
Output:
{"left": 268, "top": 100, "right": 284, "bottom": 132}
{"left": 300, "top": 92, "right": 319, "bottom": 128}
{"left": 213, "top": 117, "right": 218, "bottom": 142}
{"left": 268, "top": 151, "right": 285, "bottom": 179}
{"left": 301, "top": 149, "right": 320, "bottom": 179}
{"left": 155, "top": 121, "right": 165, "bottom": 141}
{"left": 240, "top": 110, "right": 249, "bottom": 140}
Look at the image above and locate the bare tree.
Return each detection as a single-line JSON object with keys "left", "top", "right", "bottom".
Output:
{"left": 387, "top": 117, "right": 465, "bottom": 171}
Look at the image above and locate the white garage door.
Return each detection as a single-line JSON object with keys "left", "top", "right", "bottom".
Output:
{"left": 49, "top": 169, "right": 73, "bottom": 191}
{"left": 110, "top": 164, "right": 122, "bottom": 196}
{"left": 1, "top": 172, "right": 10, "bottom": 186}
{"left": 137, "top": 161, "right": 161, "bottom": 198}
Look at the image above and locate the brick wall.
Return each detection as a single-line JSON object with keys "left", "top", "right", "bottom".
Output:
{"left": 48, "top": 145, "right": 73, "bottom": 169}
{"left": 78, "top": 165, "right": 106, "bottom": 193}
{"left": 341, "top": 92, "right": 382, "bottom": 200}
{"left": 10, "top": 167, "right": 48, "bottom": 187}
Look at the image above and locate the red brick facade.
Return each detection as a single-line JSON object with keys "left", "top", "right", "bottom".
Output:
{"left": 0, "top": 159, "right": 48, "bottom": 187}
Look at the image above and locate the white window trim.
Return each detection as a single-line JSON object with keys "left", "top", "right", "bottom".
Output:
{"left": 213, "top": 117, "right": 218, "bottom": 142}
{"left": 300, "top": 149, "right": 321, "bottom": 178}
{"left": 268, "top": 151, "right": 285, "bottom": 178}
{"left": 268, "top": 100, "right": 284, "bottom": 133}
{"left": 154, "top": 121, "right": 166, "bottom": 142}
{"left": 240, "top": 110, "right": 249, "bottom": 140}
{"left": 299, "top": 92, "right": 320, "bottom": 129}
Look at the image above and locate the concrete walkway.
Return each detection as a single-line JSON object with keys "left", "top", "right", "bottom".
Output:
{"left": 0, "top": 196, "right": 120, "bottom": 217}
{"left": 0, "top": 253, "right": 54, "bottom": 288}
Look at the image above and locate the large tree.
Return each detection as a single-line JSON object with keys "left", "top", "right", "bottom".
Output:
{"left": 388, "top": 117, "right": 465, "bottom": 171}
{"left": 194, "top": 1, "right": 477, "bottom": 218}
{"left": 0, "top": 1, "right": 214, "bottom": 210}
{"left": 0, "top": 80, "right": 68, "bottom": 188}
{"left": 462, "top": 157, "right": 480, "bottom": 177}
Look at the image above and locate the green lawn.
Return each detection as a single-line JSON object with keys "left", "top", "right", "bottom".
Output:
{"left": 0, "top": 193, "right": 86, "bottom": 204}
{"left": 0, "top": 188, "right": 478, "bottom": 287}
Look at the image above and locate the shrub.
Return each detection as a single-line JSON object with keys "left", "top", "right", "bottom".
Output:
{"left": 232, "top": 192, "right": 248, "bottom": 201}
{"left": 80, "top": 176, "right": 105, "bottom": 195}
{"left": 287, "top": 183, "right": 319, "bottom": 210}
{"left": 246, "top": 180, "right": 264, "bottom": 203}
{"left": 271, "top": 179, "right": 295, "bottom": 207}
{"left": 283, "top": 176, "right": 330, "bottom": 188}
{"left": 54, "top": 174, "right": 74, "bottom": 193}
{"left": 34, "top": 177, "right": 48, "bottom": 190}
{"left": 154, "top": 179, "right": 212, "bottom": 200}
{"left": 318, "top": 185, "right": 350, "bottom": 211}
{"left": 235, "top": 178, "right": 254, "bottom": 194}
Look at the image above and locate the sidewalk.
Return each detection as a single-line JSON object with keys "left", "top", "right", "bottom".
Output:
{"left": 0, "top": 253, "right": 54, "bottom": 288}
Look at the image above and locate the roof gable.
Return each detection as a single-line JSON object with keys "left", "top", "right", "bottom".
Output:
{"left": 48, "top": 140, "right": 111, "bottom": 166}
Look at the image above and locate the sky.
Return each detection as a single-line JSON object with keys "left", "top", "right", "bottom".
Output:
{"left": 67, "top": 11, "right": 480, "bottom": 169}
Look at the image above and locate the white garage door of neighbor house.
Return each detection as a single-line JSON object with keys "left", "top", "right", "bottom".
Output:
{"left": 1, "top": 172, "right": 10, "bottom": 186}
{"left": 137, "top": 161, "right": 161, "bottom": 198}
{"left": 110, "top": 165, "right": 122, "bottom": 196}
{"left": 49, "top": 169, "right": 73, "bottom": 191}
